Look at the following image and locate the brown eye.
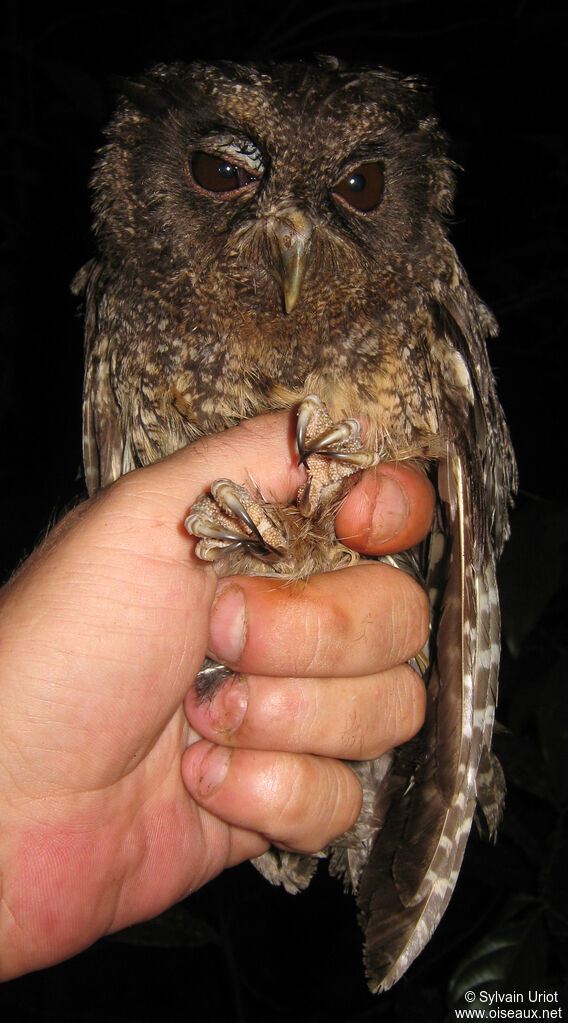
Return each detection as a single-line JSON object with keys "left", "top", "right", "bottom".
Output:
{"left": 332, "top": 162, "right": 385, "bottom": 212}
{"left": 188, "top": 151, "right": 259, "bottom": 195}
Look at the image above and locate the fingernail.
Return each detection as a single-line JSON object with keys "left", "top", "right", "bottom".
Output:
{"left": 207, "top": 676, "right": 249, "bottom": 734}
{"left": 208, "top": 583, "right": 247, "bottom": 664}
{"left": 197, "top": 743, "right": 232, "bottom": 797}
{"left": 368, "top": 474, "right": 409, "bottom": 544}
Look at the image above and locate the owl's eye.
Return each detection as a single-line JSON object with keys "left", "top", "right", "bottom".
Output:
{"left": 332, "top": 162, "right": 385, "bottom": 212}
{"left": 188, "top": 151, "right": 260, "bottom": 195}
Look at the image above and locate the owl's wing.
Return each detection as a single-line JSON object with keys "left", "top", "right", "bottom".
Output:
{"left": 440, "top": 259, "right": 517, "bottom": 561}
{"left": 357, "top": 452, "right": 501, "bottom": 992}
{"left": 356, "top": 269, "right": 515, "bottom": 991}
{"left": 74, "top": 260, "right": 129, "bottom": 494}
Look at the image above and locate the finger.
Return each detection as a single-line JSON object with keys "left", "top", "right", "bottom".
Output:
{"left": 186, "top": 665, "right": 426, "bottom": 760}
{"left": 182, "top": 741, "right": 362, "bottom": 854}
{"left": 206, "top": 562, "right": 429, "bottom": 677}
{"left": 335, "top": 462, "right": 436, "bottom": 556}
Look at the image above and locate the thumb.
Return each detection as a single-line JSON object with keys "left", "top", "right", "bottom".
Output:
{"left": 335, "top": 463, "right": 436, "bottom": 556}
{"left": 112, "top": 410, "right": 307, "bottom": 536}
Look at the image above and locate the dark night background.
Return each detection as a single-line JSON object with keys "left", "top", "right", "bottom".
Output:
{"left": 1, "top": 1, "right": 567, "bottom": 1020}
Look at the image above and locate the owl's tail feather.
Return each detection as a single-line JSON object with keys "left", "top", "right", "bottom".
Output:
{"left": 358, "top": 455, "right": 498, "bottom": 992}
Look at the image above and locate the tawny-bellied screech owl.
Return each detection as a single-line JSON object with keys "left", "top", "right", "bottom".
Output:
{"left": 74, "top": 56, "right": 517, "bottom": 992}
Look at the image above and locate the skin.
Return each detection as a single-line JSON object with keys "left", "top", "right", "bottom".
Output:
{"left": 0, "top": 411, "right": 433, "bottom": 981}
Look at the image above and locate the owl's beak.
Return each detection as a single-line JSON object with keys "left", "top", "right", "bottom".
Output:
{"left": 269, "top": 210, "right": 313, "bottom": 314}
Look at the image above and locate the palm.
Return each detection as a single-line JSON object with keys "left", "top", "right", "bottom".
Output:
{"left": 0, "top": 487, "right": 247, "bottom": 959}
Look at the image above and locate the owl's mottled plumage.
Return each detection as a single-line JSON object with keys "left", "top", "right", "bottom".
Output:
{"left": 75, "top": 57, "right": 516, "bottom": 992}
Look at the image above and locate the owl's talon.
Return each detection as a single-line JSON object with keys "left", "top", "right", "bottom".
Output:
{"left": 299, "top": 476, "right": 312, "bottom": 516}
{"left": 296, "top": 395, "right": 377, "bottom": 515}
{"left": 301, "top": 447, "right": 376, "bottom": 468}
{"left": 184, "top": 512, "right": 250, "bottom": 545}
{"left": 296, "top": 393, "right": 324, "bottom": 459}
{"left": 201, "top": 539, "right": 250, "bottom": 561}
{"left": 299, "top": 418, "right": 362, "bottom": 463}
{"left": 186, "top": 480, "right": 287, "bottom": 566}
{"left": 296, "top": 397, "right": 371, "bottom": 466}
{"left": 211, "top": 479, "right": 269, "bottom": 547}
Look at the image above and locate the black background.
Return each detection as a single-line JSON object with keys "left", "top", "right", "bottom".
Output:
{"left": 1, "top": 1, "right": 567, "bottom": 1020}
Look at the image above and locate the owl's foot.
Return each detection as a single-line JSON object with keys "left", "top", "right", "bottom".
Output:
{"left": 296, "top": 395, "right": 377, "bottom": 516}
{"left": 185, "top": 478, "right": 286, "bottom": 565}
{"left": 186, "top": 480, "right": 290, "bottom": 701}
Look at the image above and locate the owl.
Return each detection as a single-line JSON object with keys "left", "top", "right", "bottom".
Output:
{"left": 74, "top": 57, "right": 517, "bottom": 992}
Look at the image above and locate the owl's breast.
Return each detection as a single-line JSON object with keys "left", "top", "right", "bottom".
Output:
{"left": 104, "top": 276, "right": 471, "bottom": 471}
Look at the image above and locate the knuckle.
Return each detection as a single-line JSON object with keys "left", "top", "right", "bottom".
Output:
{"left": 322, "top": 763, "right": 363, "bottom": 841}
{"left": 353, "top": 666, "right": 427, "bottom": 760}
{"left": 384, "top": 665, "right": 427, "bottom": 747}
{"left": 414, "top": 583, "right": 431, "bottom": 651}
{"left": 269, "top": 757, "right": 361, "bottom": 854}
{"left": 338, "top": 701, "right": 367, "bottom": 759}
{"left": 396, "top": 575, "right": 430, "bottom": 661}
{"left": 264, "top": 679, "right": 316, "bottom": 738}
{"left": 294, "top": 592, "right": 350, "bottom": 676}
{"left": 292, "top": 619, "right": 321, "bottom": 676}
{"left": 262, "top": 755, "right": 311, "bottom": 844}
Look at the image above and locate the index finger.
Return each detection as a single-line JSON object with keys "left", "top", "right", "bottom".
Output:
{"left": 206, "top": 561, "right": 430, "bottom": 678}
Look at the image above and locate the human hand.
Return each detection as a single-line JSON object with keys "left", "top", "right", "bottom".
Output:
{"left": 0, "top": 411, "right": 432, "bottom": 979}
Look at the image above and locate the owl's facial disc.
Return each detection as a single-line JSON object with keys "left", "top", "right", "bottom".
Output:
{"left": 182, "top": 127, "right": 384, "bottom": 313}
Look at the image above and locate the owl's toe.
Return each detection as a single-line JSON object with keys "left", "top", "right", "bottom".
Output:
{"left": 185, "top": 479, "right": 286, "bottom": 565}
{"left": 296, "top": 395, "right": 377, "bottom": 516}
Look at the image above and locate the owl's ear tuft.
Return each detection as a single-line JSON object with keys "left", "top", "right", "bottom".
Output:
{"left": 109, "top": 71, "right": 181, "bottom": 118}
{"left": 313, "top": 53, "right": 343, "bottom": 72}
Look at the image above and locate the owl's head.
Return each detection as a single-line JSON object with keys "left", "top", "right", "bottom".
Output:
{"left": 91, "top": 57, "right": 455, "bottom": 320}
